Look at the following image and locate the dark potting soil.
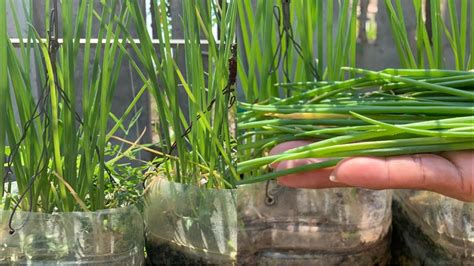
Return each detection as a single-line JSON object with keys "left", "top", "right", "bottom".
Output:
{"left": 390, "top": 200, "right": 473, "bottom": 265}
{"left": 145, "top": 241, "right": 217, "bottom": 266}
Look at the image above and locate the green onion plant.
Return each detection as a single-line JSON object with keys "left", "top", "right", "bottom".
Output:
{"left": 385, "top": 0, "right": 473, "bottom": 70}
{"left": 1, "top": 0, "right": 146, "bottom": 213}
{"left": 237, "top": 0, "right": 359, "bottom": 103}
{"left": 124, "top": 0, "right": 238, "bottom": 189}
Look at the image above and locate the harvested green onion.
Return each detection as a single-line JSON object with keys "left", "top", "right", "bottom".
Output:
{"left": 238, "top": 69, "right": 474, "bottom": 184}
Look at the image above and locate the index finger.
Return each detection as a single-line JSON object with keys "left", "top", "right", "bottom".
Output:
{"left": 332, "top": 154, "right": 473, "bottom": 202}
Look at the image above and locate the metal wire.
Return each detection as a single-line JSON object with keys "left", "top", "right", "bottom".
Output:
{"left": 264, "top": 179, "right": 276, "bottom": 206}
{"left": 7, "top": 2, "right": 60, "bottom": 234}
{"left": 269, "top": 0, "right": 321, "bottom": 83}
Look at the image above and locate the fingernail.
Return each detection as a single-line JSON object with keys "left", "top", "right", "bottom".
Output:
{"left": 329, "top": 171, "right": 337, "bottom": 182}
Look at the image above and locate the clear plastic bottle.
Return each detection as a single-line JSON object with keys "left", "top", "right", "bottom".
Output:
{"left": 237, "top": 181, "right": 392, "bottom": 265}
{"left": 0, "top": 206, "right": 144, "bottom": 265}
{"left": 392, "top": 190, "right": 473, "bottom": 264}
{"left": 144, "top": 178, "right": 238, "bottom": 265}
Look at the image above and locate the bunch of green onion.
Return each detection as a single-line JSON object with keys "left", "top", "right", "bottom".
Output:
{"left": 124, "top": 0, "right": 238, "bottom": 189}
{"left": 237, "top": 68, "right": 474, "bottom": 184}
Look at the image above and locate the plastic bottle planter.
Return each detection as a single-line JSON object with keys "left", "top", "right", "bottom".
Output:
{"left": 237, "top": 181, "right": 392, "bottom": 265}
{"left": 392, "top": 190, "right": 473, "bottom": 264}
{"left": 144, "top": 178, "right": 237, "bottom": 265}
{"left": 0, "top": 206, "right": 144, "bottom": 265}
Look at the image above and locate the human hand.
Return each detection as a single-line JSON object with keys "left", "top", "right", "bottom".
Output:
{"left": 270, "top": 141, "right": 474, "bottom": 202}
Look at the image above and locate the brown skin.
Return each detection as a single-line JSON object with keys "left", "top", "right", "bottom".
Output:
{"left": 270, "top": 141, "right": 474, "bottom": 202}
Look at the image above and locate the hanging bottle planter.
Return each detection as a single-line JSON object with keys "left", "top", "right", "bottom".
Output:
{"left": 0, "top": 206, "right": 144, "bottom": 264}
{"left": 1, "top": 0, "right": 148, "bottom": 264}
{"left": 392, "top": 191, "right": 473, "bottom": 264}
{"left": 237, "top": 181, "right": 392, "bottom": 265}
{"left": 144, "top": 178, "right": 237, "bottom": 265}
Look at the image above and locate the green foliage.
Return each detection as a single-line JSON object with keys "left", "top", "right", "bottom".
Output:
{"left": 385, "top": 0, "right": 473, "bottom": 70}
{"left": 0, "top": 0, "right": 8, "bottom": 200}
{"left": 1, "top": 0, "right": 145, "bottom": 212}
{"left": 103, "top": 142, "right": 147, "bottom": 211}
{"left": 237, "top": 0, "right": 360, "bottom": 104}
{"left": 124, "top": 0, "right": 238, "bottom": 189}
